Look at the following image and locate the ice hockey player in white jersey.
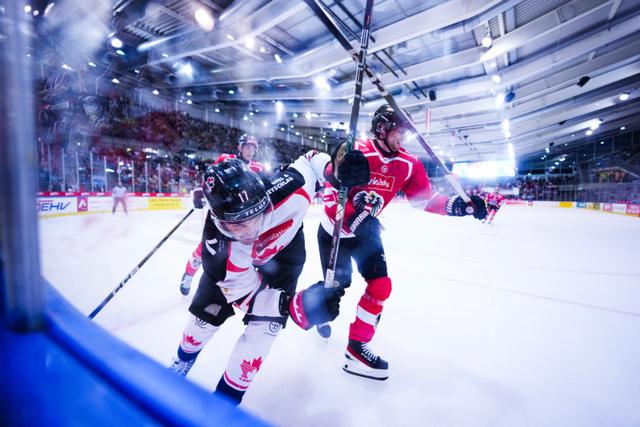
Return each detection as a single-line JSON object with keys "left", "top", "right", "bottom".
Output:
{"left": 168, "top": 149, "right": 370, "bottom": 405}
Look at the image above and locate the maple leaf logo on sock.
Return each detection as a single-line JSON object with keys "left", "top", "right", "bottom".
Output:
{"left": 240, "top": 357, "right": 263, "bottom": 380}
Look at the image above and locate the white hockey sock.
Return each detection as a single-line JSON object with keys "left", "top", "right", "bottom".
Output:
{"left": 221, "top": 320, "right": 280, "bottom": 393}
{"left": 179, "top": 314, "right": 220, "bottom": 356}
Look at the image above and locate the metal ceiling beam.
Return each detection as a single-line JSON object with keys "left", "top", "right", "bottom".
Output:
{"left": 190, "top": 0, "right": 519, "bottom": 86}
{"left": 225, "top": 1, "right": 635, "bottom": 105}
{"left": 145, "top": 0, "right": 305, "bottom": 67}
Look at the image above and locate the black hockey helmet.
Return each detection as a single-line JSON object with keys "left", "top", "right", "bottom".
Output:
{"left": 370, "top": 104, "right": 412, "bottom": 140}
{"left": 203, "top": 158, "right": 269, "bottom": 223}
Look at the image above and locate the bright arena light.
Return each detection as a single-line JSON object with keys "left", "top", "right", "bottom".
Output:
{"left": 586, "top": 129, "right": 593, "bottom": 136}
{"left": 274, "top": 54, "right": 282, "bottom": 64}
{"left": 110, "top": 37, "right": 123, "bottom": 49}
{"left": 482, "top": 36, "right": 492, "bottom": 48}
{"left": 194, "top": 8, "right": 215, "bottom": 32}
{"left": 452, "top": 160, "right": 515, "bottom": 178}
{"left": 152, "top": 89, "right": 159, "bottom": 95}
{"left": 495, "top": 93, "right": 505, "bottom": 108}
{"left": 313, "top": 76, "right": 331, "bottom": 92}
{"left": 619, "top": 92, "right": 630, "bottom": 101}
{"left": 275, "top": 101, "right": 284, "bottom": 113}
{"left": 492, "top": 74, "right": 501, "bottom": 84}
{"left": 244, "top": 37, "right": 255, "bottom": 49}
{"left": 24, "top": 5, "right": 32, "bottom": 13}
{"left": 177, "top": 63, "right": 193, "bottom": 77}
{"left": 501, "top": 119, "right": 510, "bottom": 130}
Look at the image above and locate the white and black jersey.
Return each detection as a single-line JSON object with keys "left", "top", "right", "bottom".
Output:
{"left": 189, "top": 151, "right": 330, "bottom": 326}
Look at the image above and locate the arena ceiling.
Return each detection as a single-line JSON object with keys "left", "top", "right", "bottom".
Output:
{"left": 41, "top": 0, "right": 640, "bottom": 162}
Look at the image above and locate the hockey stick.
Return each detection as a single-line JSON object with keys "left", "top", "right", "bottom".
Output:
{"left": 312, "top": 0, "right": 374, "bottom": 338}
{"left": 323, "top": 0, "right": 373, "bottom": 288}
{"left": 305, "top": 0, "right": 473, "bottom": 208}
{"left": 88, "top": 208, "right": 195, "bottom": 319}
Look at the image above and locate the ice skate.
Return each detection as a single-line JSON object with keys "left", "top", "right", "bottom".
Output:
{"left": 169, "top": 356, "right": 195, "bottom": 376}
{"left": 180, "top": 273, "right": 193, "bottom": 296}
{"left": 343, "top": 340, "right": 389, "bottom": 380}
{"left": 316, "top": 323, "right": 332, "bottom": 339}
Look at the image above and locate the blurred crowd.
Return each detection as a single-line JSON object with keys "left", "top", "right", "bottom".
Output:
{"left": 34, "top": 64, "right": 639, "bottom": 202}
{"left": 35, "top": 68, "right": 317, "bottom": 192}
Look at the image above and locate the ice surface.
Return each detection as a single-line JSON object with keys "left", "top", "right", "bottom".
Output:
{"left": 39, "top": 203, "right": 640, "bottom": 427}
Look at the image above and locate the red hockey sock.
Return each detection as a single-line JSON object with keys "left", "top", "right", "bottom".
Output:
{"left": 184, "top": 242, "right": 203, "bottom": 276}
{"left": 349, "top": 277, "right": 391, "bottom": 342}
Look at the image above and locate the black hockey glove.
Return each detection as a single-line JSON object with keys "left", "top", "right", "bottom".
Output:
{"left": 446, "top": 195, "right": 487, "bottom": 220}
{"left": 193, "top": 187, "right": 205, "bottom": 209}
{"left": 289, "top": 281, "right": 345, "bottom": 330}
{"left": 347, "top": 213, "right": 382, "bottom": 240}
{"left": 337, "top": 150, "right": 370, "bottom": 187}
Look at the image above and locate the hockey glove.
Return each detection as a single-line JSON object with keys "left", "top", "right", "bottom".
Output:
{"left": 446, "top": 195, "right": 487, "bottom": 220}
{"left": 337, "top": 150, "right": 370, "bottom": 187}
{"left": 347, "top": 213, "right": 382, "bottom": 240}
{"left": 289, "top": 281, "right": 345, "bottom": 330}
{"left": 193, "top": 187, "right": 205, "bottom": 209}
{"left": 331, "top": 142, "right": 370, "bottom": 187}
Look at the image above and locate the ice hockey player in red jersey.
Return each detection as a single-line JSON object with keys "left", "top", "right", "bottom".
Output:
{"left": 168, "top": 151, "right": 370, "bottom": 405}
{"left": 213, "top": 134, "right": 265, "bottom": 175}
{"left": 483, "top": 188, "right": 504, "bottom": 225}
{"left": 318, "top": 104, "right": 487, "bottom": 380}
{"left": 179, "top": 135, "right": 265, "bottom": 296}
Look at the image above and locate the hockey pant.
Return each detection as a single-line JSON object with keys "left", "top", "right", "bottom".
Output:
{"left": 317, "top": 225, "right": 390, "bottom": 343}
{"left": 184, "top": 242, "right": 203, "bottom": 276}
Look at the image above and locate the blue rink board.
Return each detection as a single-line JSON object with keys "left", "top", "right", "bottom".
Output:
{"left": 0, "top": 282, "right": 269, "bottom": 427}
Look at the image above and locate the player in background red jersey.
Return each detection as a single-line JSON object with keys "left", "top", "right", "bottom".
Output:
{"left": 483, "top": 188, "right": 504, "bottom": 225}
{"left": 318, "top": 104, "right": 487, "bottom": 380}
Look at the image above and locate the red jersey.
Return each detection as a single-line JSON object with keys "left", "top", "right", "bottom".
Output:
{"left": 486, "top": 193, "right": 504, "bottom": 208}
{"left": 321, "top": 139, "right": 448, "bottom": 237}
{"left": 215, "top": 153, "right": 264, "bottom": 174}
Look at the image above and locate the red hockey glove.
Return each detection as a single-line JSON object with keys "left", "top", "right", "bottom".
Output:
{"left": 289, "top": 281, "right": 344, "bottom": 330}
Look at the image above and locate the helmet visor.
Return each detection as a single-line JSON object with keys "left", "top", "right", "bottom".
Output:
{"left": 214, "top": 207, "right": 271, "bottom": 244}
